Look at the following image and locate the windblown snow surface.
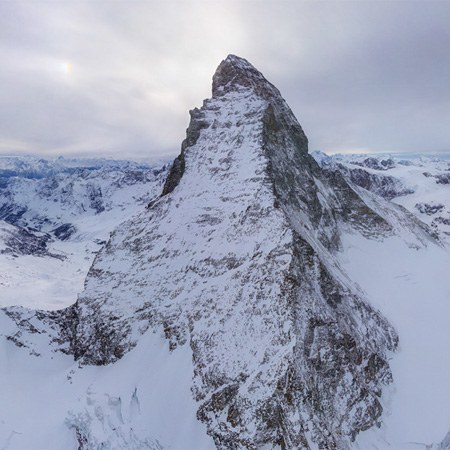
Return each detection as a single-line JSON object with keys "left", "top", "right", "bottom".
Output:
{"left": 0, "top": 318, "right": 214, "bottom": 449}
{"left": 351, "top": 233, "right": 450, "bottom": 449}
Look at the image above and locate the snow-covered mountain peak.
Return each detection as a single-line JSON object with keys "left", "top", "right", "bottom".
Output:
{"left": 212, "top": 54, "right": 308, "bottom": 154}
{"left": 212, "top": 54, "right": 279, "bottom": 99}
{"left": 0, "top": 57, "right": 444, "bottom": 450}
{"left": 61, "top": 56, "right": 405, "bottom": 448}
{"left": 163, "top": 54, "right": 309, "bottom": 198}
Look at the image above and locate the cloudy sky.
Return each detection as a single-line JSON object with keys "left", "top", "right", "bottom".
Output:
{"left": 1, "top": 1, "right": 450, "bottom": 159}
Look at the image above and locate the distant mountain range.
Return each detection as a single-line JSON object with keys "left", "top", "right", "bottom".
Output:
{"left": 0, "top": 157, "right": 168, "bottom": 309}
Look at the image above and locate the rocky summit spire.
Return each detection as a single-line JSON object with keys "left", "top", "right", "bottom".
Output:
{"left": 212, "top": 54, "right": 279, "bottom": 98}
{"left": 163, "top": 54, "right": 391, "bottom": 250}
{"left": 162, "top": 53, "right": 307, "bottom": 198}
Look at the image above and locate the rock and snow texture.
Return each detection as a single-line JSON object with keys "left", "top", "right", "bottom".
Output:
{"left": 0, "top": 158, "right": 168, "bottom": 309}
{"left": 0, "top": 157, "right": 168, "bottom": 233}
{"left": 64, "top": 55, "right": 405, "bottom": 449}
{"left": 0, "top": 220, "right": 56, "bottom": 258}
{"left": 309, "top": 151, "right": 450, "bottom": 449}
{"left": 0, "top": 310, "right": 214, "bottom": 450}
{"left": 0, "top": 55, "right": 446, "bottom": 449}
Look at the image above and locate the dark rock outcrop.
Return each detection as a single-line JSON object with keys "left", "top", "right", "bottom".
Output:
{"left": 416, "top": 202, "right": 445, "bottom": 215}
{"left": 435, "top": 173, "right": 450, "bottom": 184}
{"left": 352, "top": 157, "right": 395, "bottom": 171}
{"left": 0, "top": 222, "right": 60, "bottom": 258}
{"left": 335, "top": 164, "right": 414, "bottom": 200}
{"left": 52, "top": 223, "right": 77, "bottom": 241}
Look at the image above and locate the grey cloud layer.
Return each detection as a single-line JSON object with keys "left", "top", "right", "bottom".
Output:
{"left": 1, "top": 1, "right": 449, "bottom": 158}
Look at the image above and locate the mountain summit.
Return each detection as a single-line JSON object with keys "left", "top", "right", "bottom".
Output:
{"left": 66, "top": 55, "right": 403, "bottom": 448}
{"left": 212, "top": 54, "right": 284, "bottom": 99}
{"left": 1, "top": 56, "right": 438, "bottom": 449}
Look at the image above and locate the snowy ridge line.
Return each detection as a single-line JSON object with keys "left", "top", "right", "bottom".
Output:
{"left": 312, "top": 150, "right": 450, "bottom": 241}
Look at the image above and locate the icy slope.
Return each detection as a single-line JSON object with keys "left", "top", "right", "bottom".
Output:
{"left": 347, "top": 234, "right": 450, "bottom": 449}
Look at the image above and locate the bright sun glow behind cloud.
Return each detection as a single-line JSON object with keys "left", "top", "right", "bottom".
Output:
{"left": 60, "top": 61, "right": 73, "bottom": 76}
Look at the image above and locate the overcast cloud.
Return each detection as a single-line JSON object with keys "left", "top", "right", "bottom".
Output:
{"left": 1, "top": 1, "right": 450, "bottom": 159}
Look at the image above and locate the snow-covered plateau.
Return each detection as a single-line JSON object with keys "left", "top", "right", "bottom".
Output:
{"left": 1, "top": 55, "right": 450, "bottom": 449}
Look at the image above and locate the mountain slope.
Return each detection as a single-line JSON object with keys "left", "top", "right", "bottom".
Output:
{"left": 0, "top": 55, "right": 442, "bottom": 449}
{"left": 312, "top": 151, "right": 450, "bottom": 240}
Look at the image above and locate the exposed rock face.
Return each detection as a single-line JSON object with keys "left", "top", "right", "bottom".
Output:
{"left": 61, "top": 55, "right": 403, "bottom": 448}
{"left": 52, "top": 223, "right": 77, "bottom": 241}
{"left": 1, "top": 305, "right": 69, "bottom": 357}
{"left": 433, "top": 216, "right": 450, "bottom": 226}
{"left": 0, "top": 221, "right": 60, "bottom": 258}
{"left": 312, "top": 153, "right": 414, "bottom": 200}
{"left": 435, "top": 173, "right": 450, "bottom": 184}
{"left": 352, "top": 157, "right": 396, "bottom": 171}
{"left": 416, "top": 202, "right": 445, "bottom": 215}
{"left": 312, "top": 151, "right": 450, "bottom": 241}
{"left": 87, "top": 183, "right": 105, "bottom": 214}
{"left": 334, "top": 164, "right": 414, "bottom": 200}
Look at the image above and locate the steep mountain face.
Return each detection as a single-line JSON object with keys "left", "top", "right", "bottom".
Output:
{"left": 59, "top": 55, "right": 408, "bottom": 449}
{"left": 0, "top": 56, "right": 441, "bottom": 449}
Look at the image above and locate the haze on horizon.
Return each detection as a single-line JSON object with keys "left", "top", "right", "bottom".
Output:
{"left": 1, "top": 1, "right": 450, "bottom": 160}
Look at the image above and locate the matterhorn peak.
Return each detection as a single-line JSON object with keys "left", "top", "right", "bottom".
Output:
{"left": 212, "top": 54, "right": 277, "bottom": 97}
{"left": 2, "top": 55, "right": 440, "bottom": 450}
{"left": 64, "top": 55, "right": 405, "bottom": 448}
